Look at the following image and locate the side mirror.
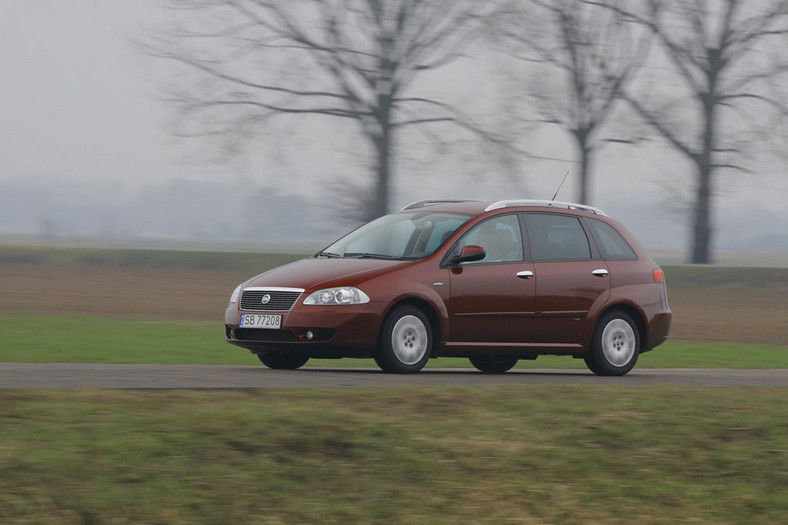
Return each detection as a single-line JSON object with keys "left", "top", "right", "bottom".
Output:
{"left": 449, "top": 245, "right": 486, "bottom": 265}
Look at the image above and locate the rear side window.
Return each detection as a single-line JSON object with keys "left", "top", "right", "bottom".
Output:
{"left": 586, "top": 219, "right": 637, "bottom": 261}
{"left": 528, "top": 214, "right": 591, "bottom": 261}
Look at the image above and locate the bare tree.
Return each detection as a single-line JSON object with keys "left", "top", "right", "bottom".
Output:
{"left": 496, "top": 0, "right": 650, "bottom": 204}
{"left": 617, "top": 0, "right": 788, "bottom": 263}
{"left": 144, "top": 0, "right": 498, "bottom": 221}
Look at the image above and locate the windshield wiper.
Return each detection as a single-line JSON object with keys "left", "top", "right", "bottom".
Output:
{"left": 343, "top": 252, "right": 400, "bottom": 260}
{"left": 316, "top": 251, "right": 342, "bottom": 258}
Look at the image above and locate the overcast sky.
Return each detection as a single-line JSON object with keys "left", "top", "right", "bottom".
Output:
{"left": 1, "top": 0, "right": 786, "bottom": 254}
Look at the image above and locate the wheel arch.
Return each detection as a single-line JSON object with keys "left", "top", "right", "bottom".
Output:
{"left": 597, "top": 303, "right": 647, "bottom": 350}
{"left": 378, "top": 297, "right": 441, "bottom": 358}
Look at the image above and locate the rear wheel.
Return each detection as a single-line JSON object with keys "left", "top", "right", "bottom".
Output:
{"left": 469, "top": 355, "right": 518, "bottom": 373}
{"left": 257, "top": 353, "right": 309, "bottom": 370}
{"left": 585, "top": 311, "right": 640, "bottom": 376}
{"left": 376, "top": 306, "right": 432, "bottom": 373}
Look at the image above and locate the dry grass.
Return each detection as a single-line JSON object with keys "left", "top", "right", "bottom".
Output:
{"left": 0, "top": 262, "right": 248, "bottom": 321}
{"left": 668, "top": 288, "right": 787, "bottom": 345}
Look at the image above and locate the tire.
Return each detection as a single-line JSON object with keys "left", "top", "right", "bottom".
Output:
{"left": 585, "top": 311, "right": 640, "bottom": 376}
{"left": 376, "top": 306, "right": 432, "bottom": 373}
{"left": 257, "top": 353, "right": 309, "bottom": 370}
{"left": 469, "top": 355, "right": 518, "bottom": 373}
{"left": 583, "top": 353, "right": 604, "bottom": 375}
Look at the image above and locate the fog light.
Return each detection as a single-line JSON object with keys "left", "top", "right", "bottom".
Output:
{"left": 305, "top": 330, "right": 314, "bottom": 340}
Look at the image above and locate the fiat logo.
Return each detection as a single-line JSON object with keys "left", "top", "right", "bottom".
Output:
{"left": 261, "top": 294, "right": 271, "bottom": 305}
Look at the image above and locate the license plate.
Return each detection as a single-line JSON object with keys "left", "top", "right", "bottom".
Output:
{"left": 239, "top": 313, "right": 282, "bottom": 329}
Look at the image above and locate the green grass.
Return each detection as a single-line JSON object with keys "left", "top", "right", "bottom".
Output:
{"left": 1, "top": 387, "right": 785, "bottom": 524}
{"left": 2, "top": 314, "right": 786, "bottom": 368}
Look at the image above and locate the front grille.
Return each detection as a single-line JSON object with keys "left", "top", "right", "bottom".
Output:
{"left": 240, "top": 289, "right": 302, "bottom": 311}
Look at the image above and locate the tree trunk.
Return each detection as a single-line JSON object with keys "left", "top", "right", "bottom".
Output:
{"left": 690, "top": 81, "right": 717, "bottom": 264}
{"left": 578, "top": 144, "right": 591, "bottom": 205}
{"left": 573, "top": 129, "right": 592, "bottom": 205}
{"left": 367, "top": 39, "right": 396, "bottom": 222}
{"left": 369, "top": 88, "right": 393, "bottom": 221}
{"left": 371, "top": 128, "right": 391, "bottom": 222}
{"left": 690, "top": 95, "right": 716, "bottom": 264}
{"left": 691, "top": 161, "right": 713, "bottom": 264}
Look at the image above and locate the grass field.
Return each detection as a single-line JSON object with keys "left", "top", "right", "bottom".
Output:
{"left": 2, "top": 387, "right": 786, "bottom": 524}
{"left": 1, "top": 245, "right": 786, "bottom": 365}
{"left": 1, "top": 245, "right": 786, "bottom": 524}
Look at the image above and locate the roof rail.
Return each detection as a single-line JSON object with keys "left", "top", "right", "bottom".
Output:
{"left": 401, "top": 199, "right": 478, "bottom": 210}
{"left": 484, "top": 199, "right": 608, "bottom": 216}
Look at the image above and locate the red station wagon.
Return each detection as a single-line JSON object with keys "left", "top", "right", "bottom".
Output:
{"left": 225, "top": 199, "right": 671, "bottom": 375}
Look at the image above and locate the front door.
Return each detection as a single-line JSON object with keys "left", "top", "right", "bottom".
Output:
{"left": 447, "top": 214, "right": 535, "bottom": 346}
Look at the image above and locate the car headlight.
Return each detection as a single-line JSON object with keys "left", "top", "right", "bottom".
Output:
{"left": 303, "top": 287, "right": 370, "bottom": 305}
{"left": 229, "top": 285, "right": 242, "bottom": 304}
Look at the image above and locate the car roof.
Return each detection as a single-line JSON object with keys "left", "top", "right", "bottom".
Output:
{"left": 400, "top": 199, "right": 608, "bottom": 217}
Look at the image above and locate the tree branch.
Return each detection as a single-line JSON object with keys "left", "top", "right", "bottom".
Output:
{"left": 623, "top": 94, "right": 696, "bottom": 161}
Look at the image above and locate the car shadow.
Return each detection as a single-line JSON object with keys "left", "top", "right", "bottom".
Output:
{"left": 294, "top": 367, "right": 595, "bottom": 376}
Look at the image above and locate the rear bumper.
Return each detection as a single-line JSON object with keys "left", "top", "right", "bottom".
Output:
{"left": 642, "top": 302, "right": 672, "bottom": 352}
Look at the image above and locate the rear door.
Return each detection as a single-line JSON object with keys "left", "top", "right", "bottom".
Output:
{"left": 525, "top": 213, "right": 610, "bottom": 345}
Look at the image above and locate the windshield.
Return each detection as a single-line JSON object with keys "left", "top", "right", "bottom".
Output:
{"left": 319, "top": 212, "right": 472, "bottom": 260}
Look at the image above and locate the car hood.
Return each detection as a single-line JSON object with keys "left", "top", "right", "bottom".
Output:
{"left": 244, "top": 257, "right": 408, "bottom": 290}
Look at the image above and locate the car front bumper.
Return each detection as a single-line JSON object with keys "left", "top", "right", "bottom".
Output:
{"left": 224, "top": 302, "right": 388, "bottom": 357}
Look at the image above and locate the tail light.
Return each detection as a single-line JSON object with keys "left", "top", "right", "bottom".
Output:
{"left": 652, "top": 268, "right": 665, "bottom": 283}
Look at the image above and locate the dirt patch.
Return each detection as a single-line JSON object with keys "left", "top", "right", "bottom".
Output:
{"left": 2, "top": 262, "right": 786, "bottom": 345}
{"left": 0, "top": 263, "right": 248, "bottom": 321}
{"left": 667, "top": 288, "right": 787, "bottom": 345}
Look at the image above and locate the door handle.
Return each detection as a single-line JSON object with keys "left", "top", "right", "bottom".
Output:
{"left": 592, "top": 269, "right": 609, "bottom": 277}
{"left": 516, "top": 270, "right": 534, "bottom": 279}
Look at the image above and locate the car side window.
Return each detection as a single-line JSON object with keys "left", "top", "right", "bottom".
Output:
{"left": 456, "top": 214, "right": 523, "bottom": 264}
{"left": 528, "top": 213, "right": 591, "bottom": 261}
{"left": 586, "top": 219, "right": 638, "bottom": 261}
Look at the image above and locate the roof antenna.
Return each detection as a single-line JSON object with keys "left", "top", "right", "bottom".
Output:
{"left": 551, "top": 171, "right": 570, "bottom": 201}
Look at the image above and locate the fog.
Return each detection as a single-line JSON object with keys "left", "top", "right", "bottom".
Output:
{"left": 1, "top": 176, "right": 786, "bottom": 256}
{"left": 2, "top": 0, "right": 786, "bottom": 259}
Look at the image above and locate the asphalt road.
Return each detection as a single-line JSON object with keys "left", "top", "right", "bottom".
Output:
{"left": 0, "top": 363, "right": 786, "bottom": 389}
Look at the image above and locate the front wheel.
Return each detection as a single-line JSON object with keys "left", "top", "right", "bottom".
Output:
{"left": 258, "top": 353, "right": 309, "bottom": 370}
{"left": 585, "top": 311, "right": 640, "bottom": 376}
{"left": 469, "top": 355, "right": 518, "bottom": 373}
{"left": 375, "top": 306, "right": 432, "bottom": 373}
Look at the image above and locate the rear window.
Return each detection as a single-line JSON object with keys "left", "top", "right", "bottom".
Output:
{"left": 586, "top": 219, "right": 637, "bottom": 261}
{"left": 528, "top": 214, "right": 591, "bottom": 261}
